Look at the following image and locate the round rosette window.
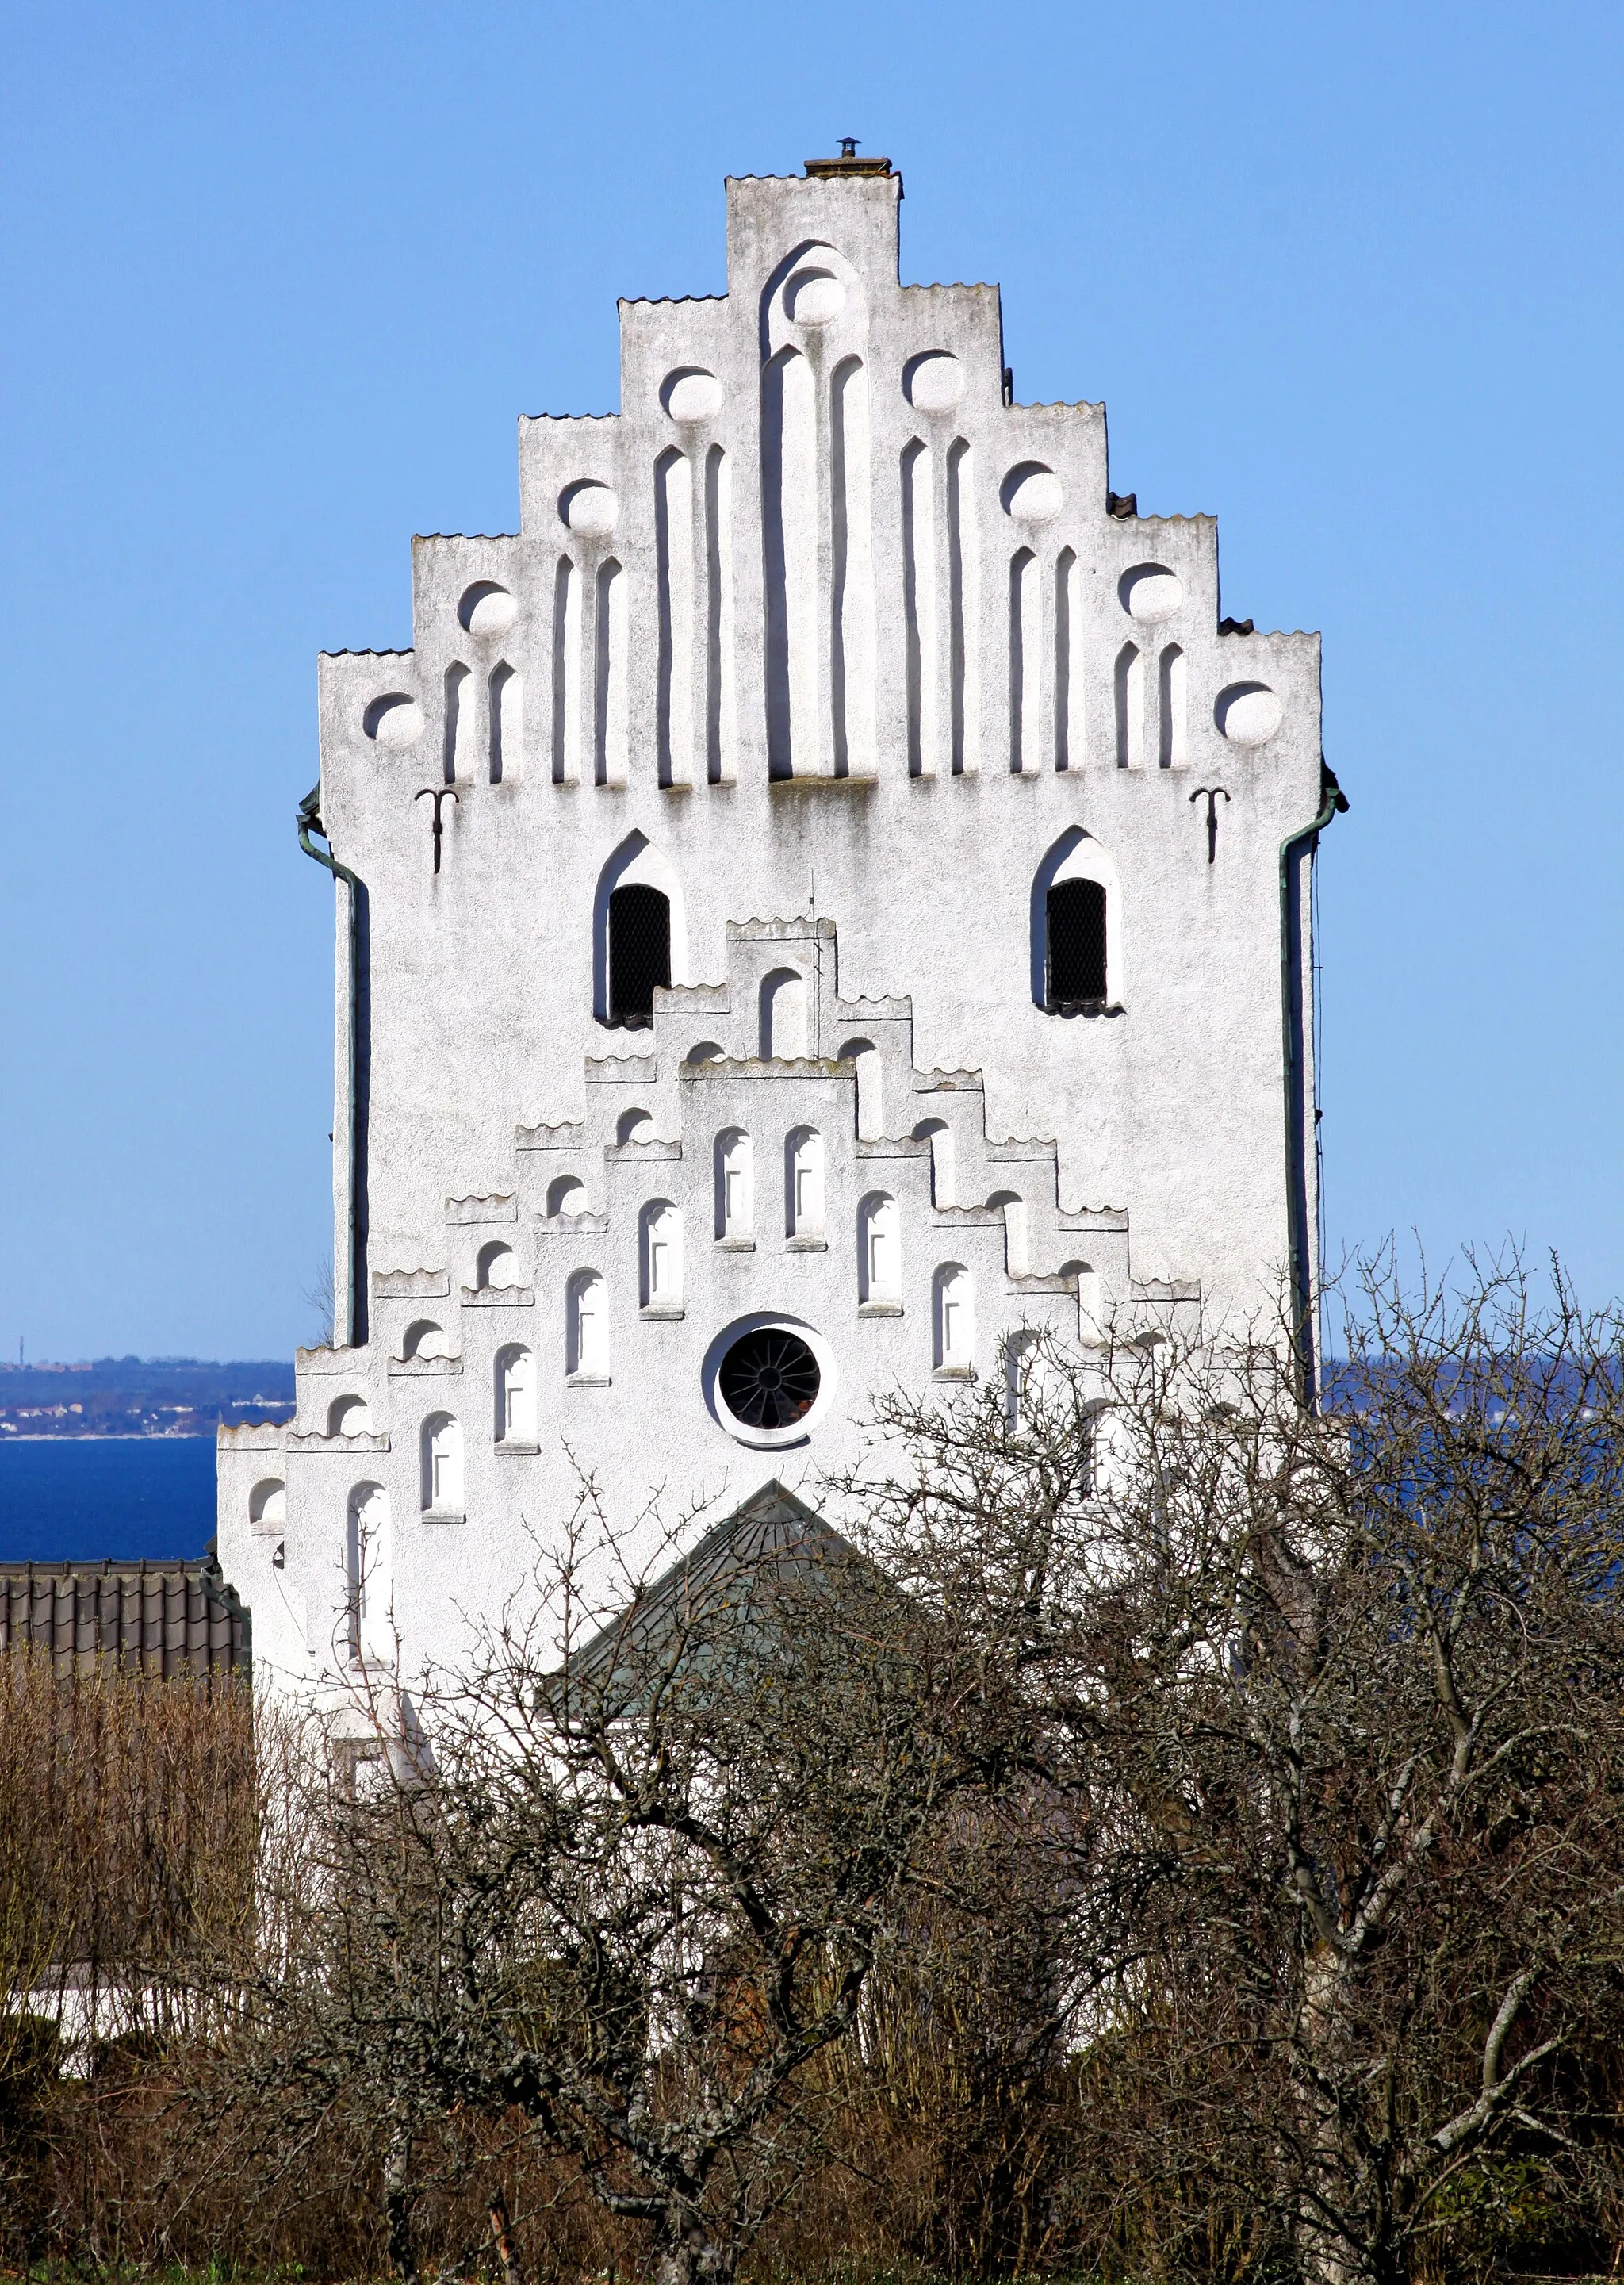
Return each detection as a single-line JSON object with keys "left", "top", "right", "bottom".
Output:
{"left": 703, "top": 1313, "right": 837, "bottom": 1450}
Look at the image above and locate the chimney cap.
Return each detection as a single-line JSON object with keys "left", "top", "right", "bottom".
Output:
{"left": 805, "top": 139, "right": 894, "bottom": 180}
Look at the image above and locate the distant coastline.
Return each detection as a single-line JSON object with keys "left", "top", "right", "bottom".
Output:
{"left": 0, "top": 1357, "right": 294, "bottom": 1440}
{"left": 1, "top": 1428, "right": 287, "bottom": 1443}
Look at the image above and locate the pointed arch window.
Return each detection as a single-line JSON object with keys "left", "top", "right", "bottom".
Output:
{"left": 1045, "top": 879, "right": 1107, "bottom": 1011}
{"left": 608, "top": 884, "right": 671, "bottom": 1029}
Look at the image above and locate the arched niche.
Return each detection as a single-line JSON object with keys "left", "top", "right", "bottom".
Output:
{"left": 933, "top": 1263, "right": 975, "bottom": 1375}
{"left": 1059, "top": 1258, "right": 1104, "bottom": 1338}
{"left": 986, "top": 1190, "right": 1030, "bottom": 1276}
{"left": 786, "top": 1126, "right": 825, "bottom": 1240}
{"left": 477, "top": 1240, "right": 519, "bottom": 1290}
{"left": 837, "top": 1036, "right": 882, "bottom": 1138}
{"left": 714, "top": 1128, "right": 753, "bottom": 1241}
{"left": 496, "top": 1344, "right": 536, "bottom": 1444}
{"left": 248, "top": 1477, "right": 285, "bottom": 1535}
{"left": 592, "top": 832, "right": 687, "bottom": 1026}
{"left": 912, "top": 1117, "right": 956, "bottom": 1207}
{"left": 639, "top": 1199, "right": 683, "bottom": 1310}
{"left": 1029, "top": 826, "right": 1125, "bottom": 1014}
{"left": 567, "top": 1269, "right": 608, "bottom": 1381}
{"left": 858, "top": 1191, "right": 900, "bottom": 1305}
{"left": 760, "top": 968, "right": 808, "bottom": 1059}
{"left": 420, "top": 1412, "right": 463, "bottom": 1516}
{"left": 760, "top": 236, "right": 869, "bottom": 362}
{"left": 345, "top": 1482, "right": 389, "bottom": 1663}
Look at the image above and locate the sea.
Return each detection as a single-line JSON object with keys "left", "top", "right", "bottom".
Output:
{"left": 0, "top": 1438, "right": 219, "bottom": 1565}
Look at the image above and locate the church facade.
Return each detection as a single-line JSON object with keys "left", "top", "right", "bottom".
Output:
{"left": 219, "top": 154, "right": 1342, "bottom": 1687}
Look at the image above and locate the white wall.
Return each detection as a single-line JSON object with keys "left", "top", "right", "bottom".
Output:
{"left": 220, "top": 166, "right": 1326, "bottom": 1689}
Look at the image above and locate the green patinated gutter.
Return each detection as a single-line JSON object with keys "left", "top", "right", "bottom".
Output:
{"left": 297, "top": 786, "right": 367, "bottom": 1348}
{"left": 1280, "top": 760, "right": 1348, "bottom": 1404}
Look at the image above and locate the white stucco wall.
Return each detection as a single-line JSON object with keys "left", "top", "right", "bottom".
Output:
{"left": 220, "top": 163, "right": 1330, "bottom": 1690}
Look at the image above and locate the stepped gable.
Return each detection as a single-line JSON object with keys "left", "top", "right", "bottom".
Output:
{"left": 220, "top": 148, "right": 1334, "bottom": 1696}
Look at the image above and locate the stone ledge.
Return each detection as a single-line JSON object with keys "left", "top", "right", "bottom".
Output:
{"left": 297, "top": 1341, "right": 381, "bottom": 1371}
{"left": 446, "top": 1194, "right": 516, "bottom": 1225}
{"left": 371, "top": 1270, "right": 450, "bottom": 1300}
{"left": 287, "top": 1432, "right": 391, "bottom": 1454}
{"left": 517, "top": 1121, "right": 587, "bottom": 1152}
{"left": 586, "top": 1055, "right": 657, "bottom": 1084}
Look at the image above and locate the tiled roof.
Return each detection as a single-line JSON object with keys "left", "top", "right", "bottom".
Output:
{"left": 0, "top": 1559, "right": 251, "bottom": 1681}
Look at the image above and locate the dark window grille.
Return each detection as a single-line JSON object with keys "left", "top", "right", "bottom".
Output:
{"left": 718, "top": 1328, "right": 820, "bottom": 1430}
{"left": 608, "top": 885, "right": 671, "bottom": 1028}
{"left": 1046, "top": 879, "right": 1107, "bottom": 1010}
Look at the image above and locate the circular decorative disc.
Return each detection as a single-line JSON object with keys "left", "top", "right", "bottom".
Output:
{"left": 663, "top": 367, "right": 725, "bottom": 423}
{"left": 1216, "top": 682, "right": 1284, "bottom": 746}
{"left": 905, "top": 351, "right": 964, "bottom": 412}
{"left": 561, "top": 481, "right": 619, "bottom": 535}
{"left": 785, "top": 268, "right": 846, "bottom": 325}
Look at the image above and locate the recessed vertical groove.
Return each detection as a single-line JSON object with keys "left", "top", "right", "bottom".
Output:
{"left": 1009, "top": 547, "right": 1038, "bottom": 773}
{"left": 552, "top": 557, "right": 580, "bottom": 784}
{"left": 1115, "top": 640, "right": 1143, "bottom": 770}
{"left": 1055, "top": 548, "right": 1080, "bottom": 770}
{"left": 488, "top": 662, "right": 519, "bottom": 784}
{"left": 705, "top": 444, "right": 735, "bottom": 784}
{"left": 830, "top": 356, "right": 875, "bottom": 776}
{"left": 762, "top": 347, "right": 818, "bottom": 777}
{"left": 902, "top": 437, "right": 937, "bottom": 777}
{"left": 656, "top": 449, "right": 694, "bottom": 788}
{"left": 947, "top": 437, "right": 979, "bottom": 774}
{"left": 443, "top": 663, "right": 470, "bottom": 784}
{"left": 1159, "top": 643, "right": 1187, "bottom": 768}
{"left": 596, "top": 559, "right": 626, "bottom": 786}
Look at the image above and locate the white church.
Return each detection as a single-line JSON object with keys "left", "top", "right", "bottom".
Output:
{"left": 217, "top": 149, "right": 1344, "bottom": 1688}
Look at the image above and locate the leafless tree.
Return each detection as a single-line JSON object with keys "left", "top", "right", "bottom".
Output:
{"left": 205, "top": 1482, "right": 971, "bottom": 2285}
{"left": 843, "top": 1256, "right": 1624, "bottom": 2284}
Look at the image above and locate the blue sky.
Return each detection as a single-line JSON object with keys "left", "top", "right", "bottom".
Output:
{"left": 2, "top": 2, "right": 1620, "bottom": 1359}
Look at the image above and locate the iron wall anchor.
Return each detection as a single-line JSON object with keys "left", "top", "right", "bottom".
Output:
{"left": 415, "top": 786, "right": 460, "bottom": 873}
{"left": 1190, "top": 784, "right": 1230, "bottom": 864}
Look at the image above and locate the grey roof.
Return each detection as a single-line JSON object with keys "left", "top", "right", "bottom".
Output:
{"left": 565, "top": 1478, "right": 864, "bottom": 1685}
{"left": 0, "top": 1558, "right": 251, "bottom": 1681}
